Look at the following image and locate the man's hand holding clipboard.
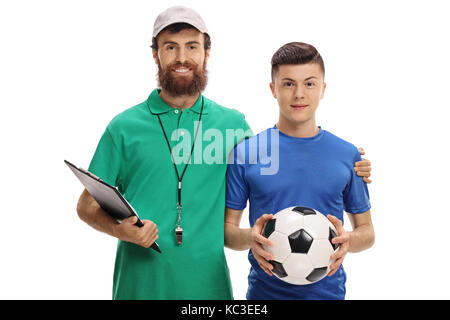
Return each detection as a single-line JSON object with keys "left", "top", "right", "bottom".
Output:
{"left": 115, "top": 215, "right": 160, "bottom": 251}
{"left": 65, "top": 160, "right": 161, "bottom": 253}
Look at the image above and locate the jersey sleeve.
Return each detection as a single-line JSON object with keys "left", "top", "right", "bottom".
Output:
{"left": 343, "top": 150, "right": 371, "bottom": 214}
{"left": 88, "top": 127, "right": 122, "bottom": 187}
{"left": 241, "top": 115, "right": 254, "bottom": 141}
{"left": 225, "top": 145, "right": 249, "bottom": 210}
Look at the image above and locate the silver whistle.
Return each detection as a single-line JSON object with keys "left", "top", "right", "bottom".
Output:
{"left": 175, "top": 226, "right": 183, "bottom": 245}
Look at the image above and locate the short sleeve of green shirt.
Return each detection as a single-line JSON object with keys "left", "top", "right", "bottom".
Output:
{"left": 88, "top": 127, "right": 121, "bottom": 187}
{"left": 241, "top": 114, "right": 253, "bottom": 142}
{"left": 225, "top": 112, "right": 253, "bottom": 156}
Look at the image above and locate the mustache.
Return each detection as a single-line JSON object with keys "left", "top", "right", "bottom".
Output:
{"left": 167, "top": 61, "right": 198, "bottom": 70}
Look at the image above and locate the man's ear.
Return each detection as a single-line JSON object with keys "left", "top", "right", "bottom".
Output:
{"left": 204, "top": 47, "right": 211, "bottom": 65}
{"left": 269, "top": 81, "right": 277, "bottom": 99}
{"left": 152, "top": 49, "right": 160, "bottom": 66}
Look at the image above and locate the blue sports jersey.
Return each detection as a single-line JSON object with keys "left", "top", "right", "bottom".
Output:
{"left": 225, "top": 126, "right": 371, "bottom": 300}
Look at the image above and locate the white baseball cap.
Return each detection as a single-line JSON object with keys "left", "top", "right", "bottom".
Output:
{"left": 152, "top": 6, "right": 209, "bottom": 38}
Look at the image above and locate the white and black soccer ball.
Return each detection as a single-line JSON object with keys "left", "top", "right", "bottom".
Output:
{"left": 262, "top": 206, "right": 340, "bottom": 285}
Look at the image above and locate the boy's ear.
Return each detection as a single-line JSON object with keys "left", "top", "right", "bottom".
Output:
{"left": 269, "top": 82, "right": 277, "bottom": 99}
{"left": 320, "top": 82, "right": 327, "bottom": 99}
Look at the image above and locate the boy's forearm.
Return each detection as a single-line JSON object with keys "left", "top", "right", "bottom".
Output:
{"left": 224, "top": 223, "right": 251, "bottom": 251}
{"left": 348, "top": 224, "right": 375, "bottom": 253}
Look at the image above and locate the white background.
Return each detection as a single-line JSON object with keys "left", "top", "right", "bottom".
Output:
{"left": 1, "top": 0, "right": 449, "bottom": 299}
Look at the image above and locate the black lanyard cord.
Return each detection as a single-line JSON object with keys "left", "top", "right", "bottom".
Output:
{"left": 156, "top": 96, "right": 204, "bottom": 207}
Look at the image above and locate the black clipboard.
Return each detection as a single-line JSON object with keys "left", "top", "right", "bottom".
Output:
{"left": 64, "top": 160, "right": 161, "bottom": 253}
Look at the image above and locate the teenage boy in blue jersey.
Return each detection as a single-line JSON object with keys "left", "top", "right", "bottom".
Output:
{"left": 224, "top": 42, "right": 375, "bottom": 300}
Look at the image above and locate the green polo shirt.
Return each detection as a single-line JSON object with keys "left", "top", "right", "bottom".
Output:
{"left": 88, "top": 89, "right": 252, "bottom": 300}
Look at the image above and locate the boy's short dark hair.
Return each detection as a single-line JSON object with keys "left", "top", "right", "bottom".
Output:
{"left": 151, "top": 22, "right": 211, "bottom": 51}
{"left": 271, "top": 42, "right": 325, "bottom": 82}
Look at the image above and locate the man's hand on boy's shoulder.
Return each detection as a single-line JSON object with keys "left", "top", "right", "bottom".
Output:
{"left": 355, "top": 147, "right": 372, "bottom": 184}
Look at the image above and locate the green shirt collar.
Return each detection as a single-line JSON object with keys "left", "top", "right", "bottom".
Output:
{"left": 147, "top": 89, "right": 208, "bottom": 115}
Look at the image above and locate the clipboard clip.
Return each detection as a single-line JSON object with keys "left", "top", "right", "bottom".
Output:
{"left": 79, "top": 167, "right": 102, "bottom": 181}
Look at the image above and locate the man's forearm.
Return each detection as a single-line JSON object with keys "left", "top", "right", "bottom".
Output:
{"left": 76, "top": 189, "right": 121, "bottom": 239}
{"left": 224, "top": 222, "right": 251, "bottom": 251}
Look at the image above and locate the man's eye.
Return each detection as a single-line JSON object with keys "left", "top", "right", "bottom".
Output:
{"left": 167, "top": 46, "right": 175, "bottom": 50}
{"left": 189, "top": 45, "right": 197, "bottom": 50}
{"left": 283, "top": 82, "right": 294, "bottom": 87}
{"left": 305, "top": 82, "right": 316, "bottom": 87}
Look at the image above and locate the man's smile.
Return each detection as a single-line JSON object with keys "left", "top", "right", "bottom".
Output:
{"left": 172, "top": 67, "right": 193, "bottom": 76}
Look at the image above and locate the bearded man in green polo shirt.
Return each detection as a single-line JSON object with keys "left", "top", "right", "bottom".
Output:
{"left": 75, "top": 6, "right": 372, "bottom": 300}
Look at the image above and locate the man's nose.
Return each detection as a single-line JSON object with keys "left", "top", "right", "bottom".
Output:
{"left": 176, "top": 48, "right": 187, "bottom": 63}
